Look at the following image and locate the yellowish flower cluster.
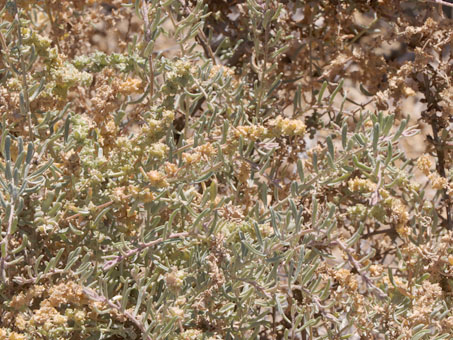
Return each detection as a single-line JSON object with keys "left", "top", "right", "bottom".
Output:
{"left": 384, "top": 196, "right": 409, "bottom": 236}
{"left": 348, "top": 178, "right": 377, "bottom": 193}
{"left": 10, "top": 285, "right": 45, "bottom": 310}
{"left": 164, "top": 162, "right": 179, "bottom": 177}
{"left": 161, "top": 60, "right": 194, "bottom": 95}
{"left": 334, "top": 268, "right": 358, "bottom": 291}
{"left": 416, "top": 155, "right": 432, "bottom": 176}
{"left": 209, "top": 65, "right": 235, "bottom": 78}
{"left": 139, "top": 188, "right": 155, "bottom": 203}
{"left": 116, "top": 77, "right": 143, "bottom": 95}
{"left": 196, "top": 142, "right": 216, "bottom": 159}
{"left": 165, "top": 267, "right": 187, "bottom": 291}
{"left": 178, "top": 329, "right": 202, "bottom": 340}
{"left": 3, "top": 282, "right": 98, "bottom": 338}
{"left": 178, "top": 329, "right": 222, "bottom": 340}
{"left": 0, "top": 330, "right": 26, "bottom": 340}
{"left": 147, "top": 142, "right": 169, "bottom": 159}
{"left": 408, "top": 281, "right": 443, "bottom": 325}
{"left": 235, "top": 117, "right": 306, "bottom": 141}
{"left": 235, "top": 160, "right": 251, "bottom": 184}
{"left": 180, "top": 142, "right": 217, "bottom": 169}
{"left": 369, "top": 264, "right": 384, "bottom": 276}
{"left": 268, "top": 116, "right": 306, "bottom": 137}
{"left": 141, "top": 110, "right": 175, "bottom": 142}
{"left": 50, "top": 62, "right": 92, "bottom": 97}
{"left": 234, "top": 125, "right": 269, "bottom": 141}
{"left": 416, "top": 154, "right": 451, "bottom": 192}
{"left": 25, "top": 30, "right": 52, "bottom": 57}
{"left": 428, "top": 173, "right": 448, "bottom": 190}
{"left": 182, "top": 152, "right": 202, "bottom": 165}
{"left": 146, "top": 170, "right": 169, "bottom": 188}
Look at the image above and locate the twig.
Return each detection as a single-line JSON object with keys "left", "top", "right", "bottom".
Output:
{"left": 0, "top": 201, "right": 14, "bottom": 283}
{"left": 14, "top": 9, "right": 34, "bottom": 141}
{"left": 66, "top": 199, "right": 116, "bottom": 221}
{"left": 422, "top": 0, "right": 453, "bottom": 8}
{"left": 83, "top": 287, "right": 152, "bottom": 340}
{"left": 337, "top": 241, "right": 387, "bottom": 300}
{"left": 255, "top": 1, "right": 271, "bottom": 118}
{"left": 14, "top": 268, "right": 64, "bottom": 285}
{"left": 45, "top": 0, "right": 61, "bottom": 52}
{"left": 362, "top": 228, "right": 394, "bottom": 239}
{"left": 369, "top": 166, "right": 382, "bottom": 206}
{"left": 196, "top": 29, "right": 217, "bottom": 65}
{"left": 239, "top": 156, "right": 282, "bottom": 189}
{"left": 181, "top": 1, "right": 217, "bottom": 64}
{"left": 102, "top": 232, "right": 189, "bottom": 270}
{"left": 422, "top": 73, "right": 452, "bottom": 230}
{"left": 123, "top": 10, "right": 133, "bottom": 52}
{"left": 141, "top": 1, "right": 154, "bottom": 100}
{"left": 230, "top": 275, "right": 272, "bottom": 299}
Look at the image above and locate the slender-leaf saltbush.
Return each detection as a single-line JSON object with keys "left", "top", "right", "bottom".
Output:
{"left": 0, "top": 0, "right": 452, "bottom": 339}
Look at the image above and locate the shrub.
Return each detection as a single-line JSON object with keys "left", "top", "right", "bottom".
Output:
{"left": 0, "top": 0, "right": 452, "bottom": 339}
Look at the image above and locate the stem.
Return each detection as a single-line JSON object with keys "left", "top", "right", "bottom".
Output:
{"left": 422, "top": 0, "right": 453, "bottom": 8}
{"left": 102, "top": 232, "right": 189, "bottom": 270}
{"left": 166, "top": 8, "right": 186, "bottom": 55}
{"left": 15, "top": 268, "right": 64, "bottom": 285}
{"left": 83, "top": 287, "right": 152, "bottom": 340}
{"left": 15, "top": 10, "right": 34, "bottom": 141}
{"left": 197, "top": 29, "right": 217, "bottom": 65}
{"left": 255, "top": 2, "right": 271, "bottom": 119}
{"left": 141, "top": 1, "right": 154, "bottom": 100}
{"left": 45, "top": 0, "right": 61, "bottom": 52}
{"left": 430, "top": 120, "right": 452, "bottom": 229}
{"left": 66, "top": 199, "right": 115, "bottom": 221}
{"left": 0, "top": 202, "right": 14, "bottom": 283}
{"left": 422, "top": 74, "right": 452, "bottom": 230}
{"left": 337, "top": 241, "right": 387, "bottom": 300}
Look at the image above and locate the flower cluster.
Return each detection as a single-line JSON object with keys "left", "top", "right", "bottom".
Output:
{"left": 1, "top": 1, "right": 452, "bottom": 339}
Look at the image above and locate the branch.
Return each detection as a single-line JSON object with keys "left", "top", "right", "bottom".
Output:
{"left": 102, "top": 232, "right": 189, "bottom": 270}
{"left": 83, "top": 287, "right": 151, "bottom": 340}
{"left": 337, "top": 241, "right": 387, "bottom": 300}
{"left": 141, "top": 1, "right": 154, "bottom": 100}
{"left": 0, "top": 201, "right": 14, "bottom": 283}
{"left": 422, "top": 0, "right": 453, "bottom": 8}
{"left": 14, "top": 8, "right": 34, "bottom": 141}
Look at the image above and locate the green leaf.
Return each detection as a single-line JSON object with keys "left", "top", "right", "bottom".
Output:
{"left": 372, "top": 123, "right": 379, "bottom": 152}
{"left": 328, "top": 78, "right": 344, "bottom": 106}
{"left": 392, "top": 118, "right": 408, "bottom": 142}
{"left": 341, "top": 123, "right": 348, "bottom": 149}
{"left": 345, "top": 223, "right": 364, "bottom": 247}
{"left": 143, "top": 39, "right": 155, "bottom": 58}
{"left": 93, "top": 207, "right": 111, "bottom": 227}
{"left": 241, "top": 239, "right": 265, "bottom": 257}
{"left": 297, "top": 159, "right": 304, "bottom": 182}
{"left": 28, "top": 159, "right": 53, "bottom": 179}
{"left": 411, "top": 329, "right": 431, "bottom": 340}
{"left": 317, "top": 81, "right": 328, "bottom": 104}
{"left": 326, "top": 135, "right": 334, "bottom": 159}
{"left": 4, "top": 135, "right": 10, "bottom": 161}
{"left": 25, "top": 142, "right": 34, "bottom": 164}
